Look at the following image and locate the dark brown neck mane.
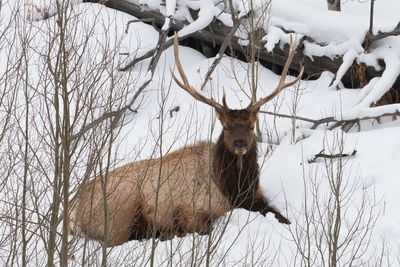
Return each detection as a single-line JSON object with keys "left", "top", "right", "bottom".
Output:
{"left": 213, "top": 132, "right": 260, "bottom": 210}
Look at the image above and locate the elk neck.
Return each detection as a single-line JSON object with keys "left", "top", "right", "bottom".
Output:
{"left": 213, "top": 131, "right": 260, "bottom": 209}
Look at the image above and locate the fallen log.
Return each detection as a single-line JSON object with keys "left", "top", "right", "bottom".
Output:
{"left": 84, "top": 0, "right": 400, "bottom": 89}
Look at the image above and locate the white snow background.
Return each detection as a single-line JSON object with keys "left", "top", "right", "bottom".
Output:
{"left": 1, "top": 0, "right": 400, "bottom": 266}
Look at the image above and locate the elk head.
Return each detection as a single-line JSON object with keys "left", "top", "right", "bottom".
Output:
{"left": 171, "top": 33, "right": 303, "bottom": 156}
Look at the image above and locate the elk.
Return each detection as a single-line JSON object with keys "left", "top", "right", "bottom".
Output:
{"left": 68, "top": 33, "right": 303, "bottom": 247}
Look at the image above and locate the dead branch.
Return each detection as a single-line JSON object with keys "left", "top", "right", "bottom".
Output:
{"left": 330, "top": 109, "right": 400, "bottom": 131}
{"left": 200, "top": 16, "right": 243, "bottom": 90}
{"left": 260, "top": 110, "right": 321, "bottom": 124}
{"left": 119, "top": 33, "right": 194, "bottom": 71}
{"left": 125, "top": 18, "right": 161, "bottom": 34}
{"left": 308, "top": 149, "right": 357, "bottom": 164}
{"left": 367, "top": 21, "right": 400, "bottom": 45}
{"left": 260, "top": 109, "right": 400, "bottom": 131}
{"left": 120, "top": 15, "right": 172, "bottom": 71}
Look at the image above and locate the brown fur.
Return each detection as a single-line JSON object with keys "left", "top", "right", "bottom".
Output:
{"left": 69, "top": 109, "right": 289, "bottom": 247}
{"left": 69, "top": 142, "right": 231, "bottom": 246}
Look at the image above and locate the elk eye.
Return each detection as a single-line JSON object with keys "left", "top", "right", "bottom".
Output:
{"left": 250, "top": 126, "right": 255, "bottom": 130}
{"left": 223, "top": 127, "right": 228, "bottom": 131}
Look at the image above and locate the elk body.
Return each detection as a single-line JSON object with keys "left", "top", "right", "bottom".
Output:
{"left": 68, "top": 34, "right": 303, "bottom": 247}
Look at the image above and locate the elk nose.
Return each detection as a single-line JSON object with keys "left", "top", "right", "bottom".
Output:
{"left": 234, "top": 139, "right": 247, "bottom": 149}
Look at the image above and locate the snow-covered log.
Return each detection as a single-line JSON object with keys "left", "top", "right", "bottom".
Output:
{"left": 89, "top": 0, "right": 400, "bottom": 90}
{"left": 29, "top": 0, "right": 400, "bottom": 95}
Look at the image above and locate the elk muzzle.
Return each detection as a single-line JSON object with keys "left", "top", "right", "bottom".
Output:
{"left": 233, "top": 139, "right": 248, "bottom": 155}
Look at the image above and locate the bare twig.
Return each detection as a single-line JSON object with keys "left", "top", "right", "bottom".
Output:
{"left": 260, "top": 110, "right": 322, "bottom": 124}
{"left": 125, "top": 18, "right": 161, "bottom": 33}
{"left": 341, "top": 121, "right": 357, "bottom": 132}
{"left": 119, "top": 32, "right": 193, "bottom": 71}
{"left": 260, "top": 110, "right": 336, "bottom": 129}
{"left": 71, "top": 18, "right": 173, "bottom": 141}
{"left": 308, "top": 149, "right": 357, "bottom": 164}
{"left": 200, "top": 16, "right": 243, "bottom": 90}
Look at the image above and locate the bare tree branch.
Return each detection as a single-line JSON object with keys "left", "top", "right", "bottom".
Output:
{"left": 71, "top": 17, "right": 173, "bottom": 142}
{"left": 200, "top": 16, "right": 243, "bottom": 90}
{"left": 367, "top": 21, "right": 400, "bottom": 44}
{"left": 308, "top": 149, "right": 357, "bottom": 164}
{"left": 119, "top": 31, "right": 193, "bottom": 72}
{"left": 125, "top": 18, "right": 161, "bottom": 34}
{"left": 260, "top": 109, "right": 400, "bottom": 131}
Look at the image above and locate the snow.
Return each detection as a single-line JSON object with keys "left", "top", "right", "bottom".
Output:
{"left": 271, "top": 0, "right": 367, "bottom": 44}
{"left": 1, "top": 0, "right": 400, "bottom": 266}
{"left": 329, "top": 48, "right": 359, "bottom": 89}
{"left": 177, "top": 0, "right": 215, "bottom": 37}
{"left": 266, "top": 1, "right": 400, "bottom": 120}
{"left": 165, "top": 0, "right": 176, "bottom": 17}
{"left": 263, "top": 26, "right": 302, "bottom": 52}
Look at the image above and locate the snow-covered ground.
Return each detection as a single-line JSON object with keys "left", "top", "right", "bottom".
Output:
{"left": 1, "top": 0, "right": 400, "bottom": 266}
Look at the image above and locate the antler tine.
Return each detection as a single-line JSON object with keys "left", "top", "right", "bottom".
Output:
{"left": 171, "top": 32, "right": 226, "bottom": 113}
{"left": 222, "top": 87, "right": 228, "bottom": 109}
{"left": 248, "top": 35, "right": 304, "bottom": 112}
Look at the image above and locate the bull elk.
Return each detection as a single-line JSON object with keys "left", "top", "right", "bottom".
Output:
{"left": 68, "top": 33, "right": 303, "bottom": 247}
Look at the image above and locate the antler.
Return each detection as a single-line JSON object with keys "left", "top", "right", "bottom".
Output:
{"left": 171, "top": 32, "right": 227, "bottom": 113}
{"left": 247, "top": 35, "right": 304, "bottom": 112}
